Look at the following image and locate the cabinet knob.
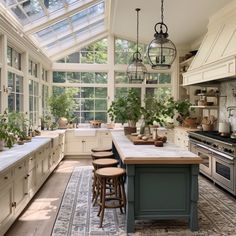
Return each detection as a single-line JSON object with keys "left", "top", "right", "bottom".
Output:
{"left": 4, "top": 176, "right": 8, "bottom": 180}
{"left": 11, "top": 202, "right": 16, "bottom": 208}
{"left": 18, "top": 166, "right": 22, "bottom": 169}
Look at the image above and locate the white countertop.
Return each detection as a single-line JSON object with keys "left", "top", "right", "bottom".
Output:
{"left": 0, "top": 137, "right": 51, "bottom": 173}
{"left": 111, "top": 131, "right": 202, "bottom": 164}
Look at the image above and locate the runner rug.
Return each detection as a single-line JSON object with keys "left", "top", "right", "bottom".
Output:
{"left": 51, "top": 166, "right": 236, "bottom": 236}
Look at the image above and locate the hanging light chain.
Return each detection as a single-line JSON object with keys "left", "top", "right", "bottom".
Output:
{"left": 136, "top": 8, "right": 140, "bottom": 55}
{"left": 161, "top": 0, "right": 164, "bottom": 23}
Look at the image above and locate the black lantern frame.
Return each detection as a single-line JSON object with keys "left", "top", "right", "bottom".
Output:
{"left": 147, "top": 0, "right": 176, "bottom": 70}
{"left": 127, "top": 8, "right": 147, "bottom": 83}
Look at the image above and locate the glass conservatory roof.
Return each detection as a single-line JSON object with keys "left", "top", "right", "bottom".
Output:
{"left": 0, "top": 0, "right": 108, "bottom": 59}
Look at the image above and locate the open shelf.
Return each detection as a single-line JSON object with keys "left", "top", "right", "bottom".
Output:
{"left": 190, "top": 105, "right": 218, "bottom": 109}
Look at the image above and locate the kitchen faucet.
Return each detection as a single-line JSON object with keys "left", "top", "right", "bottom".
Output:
{"left": 227, "top": 106, "right": 236, "bottom": 118}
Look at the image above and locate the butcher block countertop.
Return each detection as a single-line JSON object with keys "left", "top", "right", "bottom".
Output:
{"left": 111, "top": 131, "right": 202, "bottom": 164}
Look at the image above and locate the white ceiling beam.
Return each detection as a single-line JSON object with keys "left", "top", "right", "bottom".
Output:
{"left": 24, "top": 0, "right": 103, "bottom": 34}
{"left": 49, "top": 30, "right": 108, "bottom": 61}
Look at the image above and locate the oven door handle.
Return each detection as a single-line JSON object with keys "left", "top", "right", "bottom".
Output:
{"left": 194, "top": 144, "right": 212, "bottom": 155}
{"left": 214, "top": 154, "right": 234, "bottom": 165}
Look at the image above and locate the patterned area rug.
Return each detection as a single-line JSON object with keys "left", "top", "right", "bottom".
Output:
{"left": 51, "top": 166, "right": 236, "bottom": 236}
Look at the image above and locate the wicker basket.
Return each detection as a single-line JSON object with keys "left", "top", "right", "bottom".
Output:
{"left": 202, "top": 124, "right": 214, "bottom": 131}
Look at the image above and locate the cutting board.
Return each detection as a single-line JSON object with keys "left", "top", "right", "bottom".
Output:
{"left": 127, "top": 135, "right": 155, "bottom": 145}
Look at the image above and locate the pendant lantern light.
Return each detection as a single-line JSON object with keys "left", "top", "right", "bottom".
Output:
{"left": 127, "top": 8, "right": 147, "bottom": 83}
{"left": 147, "top": 0, "right": 176, "bottom": 70}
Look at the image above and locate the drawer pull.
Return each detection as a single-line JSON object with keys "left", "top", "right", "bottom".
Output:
{"left": 4, "top": 176, "right": 8, "bottom": 180}
{"left": 30, "top": 158, "right": 33, "bottom": 161}
{"left": 18, "top": 166, "right": 22, "bottom": 169}
{"left": 11, "top": 202, "right": 16, "bottom": 208}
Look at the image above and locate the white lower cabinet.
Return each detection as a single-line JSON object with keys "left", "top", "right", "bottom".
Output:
{"left": 0, "top": 182, "right": 14, "bottom": 236}
{"left": 65, "top": 130, "right": 112, "bottom": 156}
{"left": 0, "top": 133, "right": 65, "bottom": 235}
{"left": 13, "top": 161, "right": 28, "bottom": 216}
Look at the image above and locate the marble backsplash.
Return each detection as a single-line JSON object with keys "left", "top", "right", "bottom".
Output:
{"left": 219, "top": 80, "right": 236, "bottom": 132}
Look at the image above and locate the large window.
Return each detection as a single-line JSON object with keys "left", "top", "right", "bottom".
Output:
{"left": 7, "top": 46, "right": 21, "bottom": 70}
{"left": 57, "top": 39, "right": 108, "bottom": 64}
{"left": 8, "top": 72, "right": 23, "bottom": 112}
{"left": 52, "top": 70, "right": 108, "bottom": 123}
{"left": 29, "top": 80, "right": 39, "bottom": 126}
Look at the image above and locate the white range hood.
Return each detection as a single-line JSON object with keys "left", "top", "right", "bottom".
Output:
{"left": 183, "top": 1, "right": 236, "bottom": 85}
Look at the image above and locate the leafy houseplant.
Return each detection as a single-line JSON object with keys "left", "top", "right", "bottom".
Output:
{"left": 175, "top": 99, "right": 195, "bottom": 125}
{"left": 48, "top": 89, "right": 77, "bottom": 129}
{"left": 0, "top": 111, "right": 22, "bottom": 149}
{"left": 107, "top": 89, "right": 142, "bottom": 134}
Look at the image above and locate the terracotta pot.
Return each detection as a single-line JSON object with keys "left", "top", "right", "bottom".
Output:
{"left": 58, "top": 117, "right": 68, "bottom": 129}
{"left": 124, "top": 127, "right": 137, "bottom": 135}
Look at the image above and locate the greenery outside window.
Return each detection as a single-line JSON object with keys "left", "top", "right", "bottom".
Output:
{"left": 56, "top": 38, "right": 108, "bottom": 64}
{"left": 115, "top": 38, "right": 148, "bottom": 64}
{"left": 8, "top": 72, "right": 23, "bottom": 112}
{"left": 53, "top": 72, "right": 107, "bottom": 84}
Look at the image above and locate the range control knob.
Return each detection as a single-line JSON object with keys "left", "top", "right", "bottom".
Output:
{"left": 212, "top": 144, "right": 218, "bottom": 149}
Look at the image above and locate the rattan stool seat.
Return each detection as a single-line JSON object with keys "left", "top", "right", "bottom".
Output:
{"left": 91, "top": 151, "right": 114, "bottom": 160}
{"left": 91, "top": 147, "right": 112, "bottom": 152}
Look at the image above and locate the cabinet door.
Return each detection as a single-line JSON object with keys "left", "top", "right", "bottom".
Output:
{"left": 13, "top": 162, "right": 27, "bottom": 214}
{"left": 35, "top": 150, "right": 43, "bottom": 188}
{"left": 65, "top": 138, "right": 83, "bottom": 155}
{"left": 0, "top": 183, "right": 14, "bottom": 233}
{"left": 98, "top": 131, "right": 112, "bottom": 148}
{"left": 27, "top": 167, "right": 36, "bottom": 198}
{"left": 83, "top": 137, "right": 98, "bottom": 154}
{"left": 42, "top": 144, "right": 50, "bottom": 177}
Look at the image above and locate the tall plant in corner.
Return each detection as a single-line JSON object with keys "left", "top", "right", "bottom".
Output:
{"left": 48, "top": 88, "right": 78, "bottom": 129}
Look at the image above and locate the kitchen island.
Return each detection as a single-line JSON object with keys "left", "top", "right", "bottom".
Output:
{"left": 111, "top": 131, "right": 202, "bottom": 233}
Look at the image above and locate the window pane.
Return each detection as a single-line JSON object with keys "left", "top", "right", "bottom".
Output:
{"left": 8, "top": 94, "right": 14, "bottom": 112}
{"left": 82, "top": 87, "right": 94, "bottom": 98}
{"left": 67, "top": 52, "right": 80, "bottom": 63}
{"left": 159, "top": 73, "right": 171, "bottom": 84}
{"left": 53, "top": 72, "right": 66, "bottom": 83}
{"left": 81, "top": 72, "right": 94, "bottom": 83}
{"left": 95, "top": 100, "right": 107, "bottom": 110}
{"left": 95, "top": 112, "right": 107, "bottom": 122}
{"left": 95, "top": 87, "right": 107, "bottom": 98}
{"left": 84, "top": 99, "right": 94, "bottom": 110}
{"left": 83, "top": 112, "right": 94, "bottom": 122}
{"left": 115, "top": 72, "right": 129, "bottom": 84}
{"left": 95, "top": 72, "right": 107, "bottom": 84}
{"left": 29, "top": 80, "right": 33, "bottom": 95}
{"left": 67, "top": 72, "right": 80, "bottom": 83}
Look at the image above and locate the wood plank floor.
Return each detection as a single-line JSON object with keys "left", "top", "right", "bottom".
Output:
{"left": 5, "top": 158, "right": 92, "bottom": 236}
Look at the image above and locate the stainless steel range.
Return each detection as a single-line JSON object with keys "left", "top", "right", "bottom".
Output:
{"left": 189, "top": 131, "right": 236, "bottom": 196}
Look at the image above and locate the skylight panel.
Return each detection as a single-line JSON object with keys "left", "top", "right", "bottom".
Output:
{"left": 44, "top": 0, "right": 65, "bottom": 13}
{"left": 36, "top": 19, "right": 70, "bottom": 41}
{"left": 11, "top": 5, "right": 30, "bottom": 24}
{"left": 20, "top": 0, "right": 45, "bottom": 21}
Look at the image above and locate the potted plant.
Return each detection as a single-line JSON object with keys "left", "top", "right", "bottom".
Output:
{"left": 108, "top": 89, "right": 142, "bottom": 134}
{"left": 141, "top": 96, "right": 177, "bottom": 133}
{"left": 175, "top": 99, "right": 195, "bottom": 126}
{"left": 0, "top": 111, "right": 22, "bottom": 150}
{"left": 48, "top": 89, "right": 77, "bottom": 129}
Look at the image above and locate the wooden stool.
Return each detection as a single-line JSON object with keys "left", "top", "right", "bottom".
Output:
{"left": 95, "top": 167, "right": 126, "bottom": 227}
{"left": 91, "top": 147, "right": 112, "bottom": 152}
{"left": 92, "top": 158, "right": 119, "bottom": 205}
{"left": 91, "top": 151, "right": 114, "bottom": 160}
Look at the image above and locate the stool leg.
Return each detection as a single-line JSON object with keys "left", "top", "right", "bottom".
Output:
{"left": 121, "top": 177, "right": 126, "bottom": 213}
{"left": 99, "top": 178, "right": 106, "bottom": 228}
